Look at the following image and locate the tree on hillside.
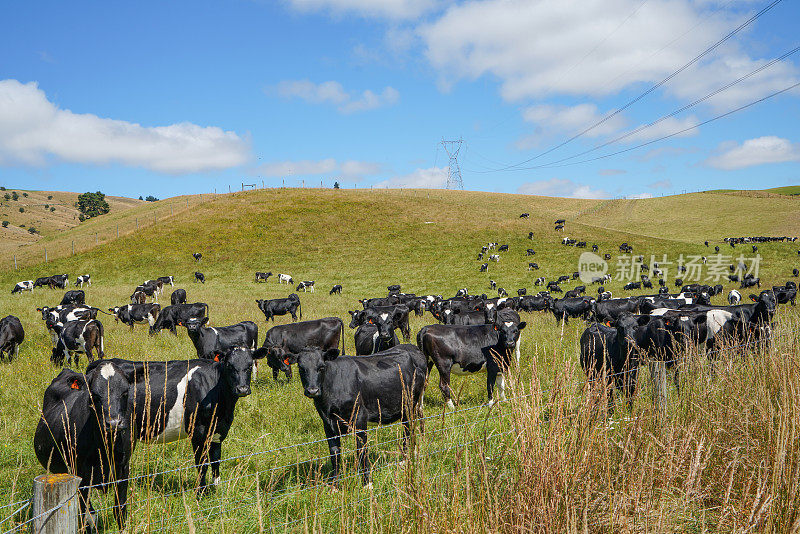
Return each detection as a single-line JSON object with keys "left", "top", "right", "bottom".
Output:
{"left": 11, "top": 191, "right": 18, "bottom": 201}
{"left": 77, "top": 191, "right": 110, "bottom": 219}
{"left": 145, "top": 195, "right": 159, "bottom": 202}
{"left": 1, "top": 221, "right": 8, "bottom": 228}
{"left": 333, "top": 181, "right": 340, "bottom": 189}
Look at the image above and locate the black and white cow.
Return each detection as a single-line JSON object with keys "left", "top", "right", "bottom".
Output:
{"left": 728, "top": 289, "right": 741, "bottom": 305}
{"left": 183, "top": 317, "right": 258, "bottom": 361}
{"left": 195, "top": 271, "right": 206, "bottom": 283}
{"left": 171, "top": 288, "right": 187, "bottom": 305}
{"left": 93, "top": 348, "right": 267, "bottom": 494}
{"left": 34, "top": 363, "right": 134, "bottom": 529}
{"left": 131, "top": 281, "right": 158, "bottom": 303}
{"left": 352, "top": 304, "right": 412, "bottom": 342}
{"left": 526, "top": 249, "right": 536, "bottom": 256}
{"left": 261, "top": 318, "right": 345, "bottom": 380}
{"left": 11, "top": 280, "right": 34, "bottom": 294}
{"left": 0, "top": 315, "right": 24, "bottom": 360}
{"left": 296, "top": 280, "right": 315, "bottom": 292}
{"left": 255, "top": 294, "right": 302, "bottom": 322}
{"left": 489, "top": 254, "right": 500, "bottom": 262}
{"left": 329, "top": 284, "right": 343, "bottom": 295}
{"left": 60, "top": 289, "right": 86, "bottom": 306}
{"left": 150, "top": 303, "right": 209, "bottom": 335}
{"left": 498, "top": 244, "right": 509, "bottom": 252}
{"left": 51, "top": 319, "right": 105, "bottom": 367}
{"left": 529, "top": 263, "right": 540, "bottom": 271}
{"left": 255, "top": 272, "right": 273, "bottom": 283}
{"left": 354, "top": 323, "right": 399, "bottom": 355}
{"left": 193, "top": 252, "right": 202, "bottom": 262}
{"left": 75, "top": 275, "right": 92, "bottom": 288}
{"left": 277, "top": 273, "right": 294, "bottom": 285}
{"left": 292, "top": 345, "right": 426, "bottom": 485}
{"left": 417, "top": 315, "right": 526, "bottom": 409}
{"left": 479, "top": 263, "right": 488, "bottom": 272}
{"left": 109, "top": 304, "right": 161, "bottom": 331}
{"left": 157, "top": 275, "right": 174, "bottom": 288}
{"left": 39, "top": 305, "right": 98, "bottom": 345}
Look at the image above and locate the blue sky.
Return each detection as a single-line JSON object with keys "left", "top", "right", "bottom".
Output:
{"left": 0, "top": 0, "right": 798, "bottom": 199}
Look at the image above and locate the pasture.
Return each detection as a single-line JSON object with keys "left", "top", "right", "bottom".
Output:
{"left": 1, "top": 188, "right": 799, "bottom": 532}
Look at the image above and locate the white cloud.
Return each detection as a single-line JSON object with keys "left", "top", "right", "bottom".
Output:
{"left": 705, "top": 136, "right": 800, "bottom": 170}
{"left": 648, "top": 179, "right": 672, "bottom": 189}
{"left": 621, "top": 115, "right": 699, "bottom": 143}
{"left": 375, "top": 166, "right": 448, "bottom": 188}
{"left": 517, "top": 103, "right": 626, "bottom": 148}
{"left": 517, "top": 178, "right": 610, "bottom": 199}
{"left": 256, "top": 158, "right": 382, "bottom": 180}
{"left": 628, "top": 192, "right": 653, "bottom": 199}
{"left": 0, "top": 79, "right": 249, "bottom": 174}
{"left": 285, "top": 0, "right": 438, "bottom": 19}
{"left": 420, "top": 0, "right": 798, "bottom": 105}
{"left": 271, "top": 80, "right": 399, "bottom": 113}
{"left": 599, "top": 169, "right": 626, "bottom": 176}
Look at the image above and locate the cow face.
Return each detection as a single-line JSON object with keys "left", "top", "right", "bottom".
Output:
{"left": 365, "top": 310, "right": 394, "bottom": 342}
{"left": 184, "top": 316, "right": 210, "bottom": 334}
{"left": 266, "top": 346, "right": 293, "bottom": 377}
{"left": 615, "top": 313, "right": 649, "bottom": 356}
{"left": 494, "top": 320, "right": 526, "bottom": 350}
{"left": 348, "top": 310, "right": 364, "bottom": 329}
{"left": 86, "top": 362, "right": 133, "bottom": 432}
{"left": 296, "top": 347, "right": 340, "bottom": 399}
{"left": 221, "top": 347, "right": 264, "bottom": 398}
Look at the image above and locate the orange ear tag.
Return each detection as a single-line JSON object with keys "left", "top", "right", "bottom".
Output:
{"left": 214, "top": 355, "right": 220, "bottom": 362}
{"left": 71, "top": 379, "right": 80, "bottom": 390}
{"left": 283, "top": 358, "right": 291, "bottom": 366}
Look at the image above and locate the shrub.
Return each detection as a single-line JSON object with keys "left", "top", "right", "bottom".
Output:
{"left": 145, "top": 195, "right": 159, "bottom": 202}
{"left": 78, "top": 214, "right": 85, "bottom": 222}
{"left": 47, "top": 195, "right": 52, "bottom": 200}
{"left": 0, "top": 186, "right": 5, "bottom": 191}
{"left": 11, "top": 191, "right": 18, "bottom": 201}
{"left": 18, "top": 207, "right": 24, "bottom": 213}
{"left": 3, "top": 193, "right": 9, "bottom": 201}
{"left": 1, "top": 221, "right": 7, "bottom": 228}
{"left": 27, "top": 227, "right": 37, "bottom": 234}
{"left": 22, "top": 192, "right": 28, "bottom": 197}
{"left": 50, "top": 207, "right": 56, "bottom": 212}
{"left": 77, "top": 191, "right": 110, "bottom": 219}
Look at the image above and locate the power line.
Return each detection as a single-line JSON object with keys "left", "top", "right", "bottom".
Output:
{"left": 484, "top": 0, "right": 784, "bottom": 172}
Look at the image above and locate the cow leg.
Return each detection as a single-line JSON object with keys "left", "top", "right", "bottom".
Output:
{"left": 78, "top": 487, "right": 97, "bottom": 532}
{"left": 438, "top": 367, "right": 455, "bottom": 410}
{"left": 323, "top": 420, "right": 342, "bottom": 484}
{"left": 355, "top": 427, "right": 371, "bottom": 486}
{"left": 273, "top": 368, "right": 280, "bottom": 381}
{"left": 209, "top": 441, "right": 222, "bottom": 487}
{"left": 192, "top": 434, "right": 211, "bottom": 495}
{"left": 112, "top": 478, "right": 129, "bottom": 529}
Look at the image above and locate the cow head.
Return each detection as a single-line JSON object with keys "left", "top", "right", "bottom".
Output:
{"left": 184, "top": 316, "right": 209, "bottom": 334}
{"left": 364, "top": 309, "right": 395, "bottom": 342}
{"left": 220, "top": 347, "right": 267, "bottom": 398}
{"left": 295, "top": 347, "right": 340, "bottom": 399}
{"left": 493, "top": 319, "right": 526, "bottom": 350}
{"left": 264, "top": 345, "right": 294, "bottom": 378}
{"left": 109, "top": 307, "right": 121, "bottom": 322}
{"left": 84, "top": 361, "right": 134, "bottom": 432}
{"left": 348, "top": 310, "right": 364, "bottom": 329}
{"left": 615, "top": 313, "right": 649, "bottom": 357}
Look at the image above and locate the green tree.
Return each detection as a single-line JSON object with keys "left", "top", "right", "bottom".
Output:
{"left": 28, "top": 227, "right": 37, "bottom": 234}
{"left": 11, "top": 191, "right": 18, "bottom": 201}
{"left": 1, "top": 221, "right": 8, "bottom": 228}
{"left": 47, "top": 195, "right": 53, "bottom": 200}
{"left": 77, "top": 191, "right": 110, "bottom": 219}
{"left": 50, "top": 207, "right": 56, "bottom": 212}
{"left": 3, "top": 193, "right": 9, "bottom": 201}
{"left": 145, "top": 195, "right": 159, "bottom": 202}
{"left": 18, "top": 207, "right": 24, "bottom": 213}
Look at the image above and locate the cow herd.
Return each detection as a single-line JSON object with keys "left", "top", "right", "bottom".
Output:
{"left": 4, "top": 226, "right": 800, "bottom": 529}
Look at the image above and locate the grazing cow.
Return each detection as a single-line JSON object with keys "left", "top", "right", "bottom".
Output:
{"left": 361, "top": 296, "right": 401, "bottom": 308}
{"left": 705, "top": 241, "right": 709, "bottom": 247}
{"left": 109, "top": 304, "right": 161, "bottom": 331}
{"left": 11, "top": 280, "right": 34, "bottom": 294}
{"left": 517, "top": 294, "right": 552, "bottom": 312}
{"left": 528, "top": 262, "right": 539, "bottom": 271}
{"left": 39, "top": 306, "right": 98, "bottom": 345}
{"left": 563, "top": 288, "right": 583, "bottom": 298}
{"left": 293, "top": 345, "right": 426, "bottom": 485}
{"left": 477, "top": 252, "right": 484, "bottom": 260}
{"left": 528, "top": 232, "right": 534, "bottom": 240}
{"left": 555, "top": 219, "right": 565, "bottom": 225}
{"left": 131, "top": 281, "right": 158, "bottom": 302}
{"left": 526, "top": 249, "right": 536, "bottom": 256}
{"left": 262, "top": 318, "right": 345, "bottom": 380}
{"left": 195, "top": 271, "right": 205, "bottom": 283}
{"left": 183, "top": 317, "right": 258, "bottom": 361}
{"left": 592, "top": 244, "right": 599, "bottom": 252}
{"left": 93, "top": 348, "right": 267, "bottom": 495}
{"left": 418, "top": 317, "right": 526, "bottom": 408}
{"left": 387, "top": 284, "right": 401, "bottom": 293}
{"left": 498, "top": 244, "right": 509, "bottom": 252}
{"left": 557, "top": 275, "right": 570, "bottom": 283}
{"left": 534, "top": 277, "right": 545, "bottom": 286}
{"left": 157, "top": 276, "right": 174, "bottom": 287}
{"left": 599, "top": 290, "right": 613, "bottom": 301}
{"left": 714, "top": 246, "right": 720, "bottom": 253}
{"left": 728, "top": 274, "right": 740, "bottom": 283}
{"left": 520, "top": 213, "right": 529, "bottom": 218}
{"left": 296, "top": 280, "right": 315, "bottom": 292}
{"left": 674, "top": 278, "right": 684, "bottom": 287}
{"left": 546, "top": 282, "right": 562, "bottom": 294}
{"left": 604, "top": 253, "right": 612, "bottom": 261}
{"left": 75, "top": 275, "right": 92, "bottom": 288}
{"left": 51, "top": 319, "right": 105, "bottom": 366}
{"left": 0, "top": 315, "right": 24, "bottom": 360}
{"left": 34, "top": 363, "right": 134, "bottom": 529}
{"left": 740, "top": 277, "right": 760, "bottom": 289}
{"left": 255, "top": 294, "right": 302, "bottom": 322}
{"left": 60, "top": 289, "right": 86, "bottom": 306}
{"left": 278, "top": 273, "right": 294, "bottom": 285}
{"left": 769, "top": 286, "right": 797, "bottom": 306}
{"left": 354, "top": 323, "right": 399, "bottom": 355}
{"left": 517, "top": 288, "right": 527, "bottom": 296}
{"left": 642, "top": 279, "right": 653, "bottom": 289}
{"left": 550, "top": 297, "right": 595, "bottom": 323}
{"left": 193, "top": 252, "right": 202, "bottom": 262}
{"left": 489, "top": 254, "right": 500, "bottom": 262}
{"left": 255, "top": 272, "right": 273, "bottom": 283}
{"left": 793, "top": 268, "right": 799, "bottom": 277}
{"left": 171, "top": 288, "right": 187, "bottom": 305}
{"left": 489, "top": 280, "right": 497, "bottom": 290}
{"left": 330, "top": 284, "right": 343, "bottom": 295}
{"left": 131, "top": 291, "right": 146, "bottom": 304}
{"left": 479, "top": 263, "right": 488, "bottom": 272}
{"left": 576, "top": 241, "right": 587, "bottom": 248}
{"left": 497, "top": 287, "right": 508, "bottom": 297}
{"left": 150, "top": 303, "right": 209, "bottom": 335}
{"left": 624, "top": 281, "right": 641, "bottom": 290}
{"left": 728, "top": 290, "right": 741, "bottom": 305}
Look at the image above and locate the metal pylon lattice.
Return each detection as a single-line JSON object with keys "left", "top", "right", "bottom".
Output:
{"left": 441, "top": 137, "right": 463, "bottom": 190}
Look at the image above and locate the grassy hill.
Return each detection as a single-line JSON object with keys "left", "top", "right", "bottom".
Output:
{"left": 0, "top": 188, "right": 799, "bottom": 532}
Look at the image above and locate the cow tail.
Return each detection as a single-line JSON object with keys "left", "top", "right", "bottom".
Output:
{"left": 96, "top": 319, "right": 105, "bottom": 358}
{"left": 299, "top": 302, "right": 303, "bottom": 320}
{"left": 205, "top": 303, "right": 210, "bottom": 323}
{"left": 340, "top": 320, "right": 346, "bottom": 356}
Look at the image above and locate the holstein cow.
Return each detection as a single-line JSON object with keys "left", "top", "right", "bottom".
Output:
{"left": 34, "top": 363, "right": 134, "bottom": 529}
{"left": 183, "top": 317, "right": 258, "bottom": 360}
{"left": 351, "top": 304, "right": 412, "bottom": 342}
{"left": 11, "top": 280, "right": 34, "bottom": 294}
{"left": 171, "top": 288, "right": 187, "bottom": 305}
{"left": 255, "top": 272, "right": 272, "bottom": 283}
{"left": 193, "top": 252, "right": 202, "bottom": 262}
{"left": 94, "top": 348, "right": 267, "bottom": 495}
{"left": 293, "top": 345, "right": 426, "bottom": 485}
{"left": 296, "top": 280, "right": 315, "bottom": 292}
{"left": 195, "top": 271, "right": 206, "bottom": 284}
{"left": 60, "top": 289, "right": 86, "bottom": 306}
{"left": 417, "top": 315, "right": 526, "bottom": 409}
{"left": 0, "top": 315, "right": 24, "bottom": 360}
{"left": 255, "top": 294, "right": 302, "bottom": 322}
{"left": 39, "top": 305, "right": 98, "bottom": 345}
{"left": 150, "top": 303, "right": 209, "bottom": 335}
{"left": 50, "top": 319, "right": 105, "bottom": 367}
{"left": 261, "top": 318, "right": 345, "bottom": 380}
{"left": 109, "top": 304, "right": 161, "bottom": 331}
{"left": 354, "top": 323, "right": 399, "bottom": 355}
{"left": 75, "top": 274, "right": 92, "bottom": 288}
{"left": 277, "top": 273, "right": 294, "bottom": 285}
{"left": 728, "top": 290, "right": 742, "bottom": 305}
{"left": 157, "top": 275, "right": 175, "bottom": 288}
{"left": 329, "top": 284, "right": 343, "bottom": 295}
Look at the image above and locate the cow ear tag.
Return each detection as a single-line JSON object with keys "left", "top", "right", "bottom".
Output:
{"left": 71, "top": 379, "right": 80, "bottom": 390}
{"left": 214, "top": 354, "right": 220, "bottom": 362}
{"left": 605, "top": 321, "right": 612, "bottom": 327}
{"left": 494, "top": 325, "right": 498, "bottom": 331}
{"left": 283, "top": 358, "right": 291, "bottom": 366}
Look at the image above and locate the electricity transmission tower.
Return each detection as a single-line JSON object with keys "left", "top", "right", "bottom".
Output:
{"left": 441, "top": 137, "right": 464, "bottom": 190}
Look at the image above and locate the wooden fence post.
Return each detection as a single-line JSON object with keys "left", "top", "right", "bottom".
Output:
{"left": 72, "top": 241, "right": 74, "bottom": 256}
{"left": 95, "top": 232, "right": 98, "bottom": 245}
{"left": 649, "top": 361, "right": 667, "bottom": 419}
{"left": 32, "top": 473, "right": 81, "bottom": 533}
{"left": 44, "top": 247, "right": 47, "bottom": 263}
{"left": 136, "top": 218, "right": 138, "bottom": 230}
{"left": 14, "top": 255, "right": 17, "bottom": 270}
{"left": 116, "top": 225, "right": 119, "bottom": 238}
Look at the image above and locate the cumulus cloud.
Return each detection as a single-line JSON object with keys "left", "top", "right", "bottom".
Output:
{"left": 517, "top": 178, "right": 610, "bottom": 199}
{"left": 599, "top": 168, "right": 626, "bottom": 176}
{"left": 705, "top": 136, "right": 800, "bottom": 170}
{"left": 375, "top": 166, "right": 448, "bottom": 188}
{"left": 648, "top": 179, "right": 672, "bottom": 189}
{"left": 257, "top": 158, "right": 382, "bottom": 180}
{"left": 0, "top": 79, "right": 249, "bottom": 174}
{"left": 628, "top": 192, "right": 653, "bottom": 199}
{"left": 419, "top": 0, "right": 798, "bottom": 106}
{"left": 271, "top": 80, "right": 399, "bottom": 113}
{"left": 285, "top": 0, "right": 439, "bottom": 19}
{"left": 621, "top": 115, "right": 699, "bottom": 143}
{"left": 517, "top": 103, "right": 626, "bottom": 148}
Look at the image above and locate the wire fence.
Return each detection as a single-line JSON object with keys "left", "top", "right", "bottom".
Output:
{"left": 0, "top": 328, "right": 790, "bottom": 532}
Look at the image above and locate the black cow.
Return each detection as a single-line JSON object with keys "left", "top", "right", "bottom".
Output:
{"left": 528, "top": 262, "right": 540, "bottom": 271}
{"left": 255, "top": 294, "right": 301, "bottom": 322}
{"left": 517, "top": 295, "right": 552, "bottom": 312}
{"left": 171, "top": 288, "right": 187, "bottom": 305}
{"left": 593, "top": 298, "right": 640, "bottom": 323}
{"left": 387, "top": 284, "right": 401, "bottom": 293}
{"left": 38, "top": 305, "right": 98, "bottom": 345}
{"left": 34, "top": 363, "right": 134, "bottom": 528}
{"left": 520, "top": 213, "right": 529, "bottom": 218}
{"left": 418, "top": 317, "right": 526, "bottom": 408}
{"left": 184, "top": 317, "right": 258, "bottom": 362}
{"left": 261, "top": 318, "right": 345, "bottom": 380}
{"left": 93, "top": 348, "right": 267, "bottom": 495}
{"left": 255, "top": 272, "right": 272, "bottom": 283}
{"left": 526, "top": 249, "right": 536, "bottom": 256}
{"left": 51, "top": 319, "right": 105, "bottom": 367}
{"left": 360, "top": 296, "right": 401, "bottom": 308}
{"left": 195, "top": 271, "right": 206, "bottom": 283}
{"left": 624, "top": 281, "right": 642, "bottom": 290}
{"left": 357, "top": 304, "right": 412, "bottom": 342}
{"left": 740, "top": 277, "right": 760, "bottom": 289}
{"left": 517, "top": 288, "right": 527, "bottom": 296}
{"left": 0, "top": 315, "right": 24, "bottom": 360}
{"left": 60, "top": 289, "right": 86, "bottom": 306}
{"left": 793, "top": 268, "right": 799, "bottom": 277}
{"left": 150, "top": 303, "right": 209, "bottom": 335}
{"left": 498, "top": 244, "right": 509, "bottom": 252}
{"left": 292, "top": 345, "right": 426, "bottom": 485}
{"left": 109, "top": 304, "right": 161, "bottom": 331}
{"left": 550, "top": 297, "right": 594, "bottom": 323}
{"left": 354, "top": 323, "right": 399, "bottom": 355}
{"left": 329, "top": 284, "right": 343, "bottom": 295}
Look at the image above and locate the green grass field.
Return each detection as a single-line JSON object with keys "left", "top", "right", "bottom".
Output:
{"left": 1, "top": 188, "right": 799, "bottom": 532}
